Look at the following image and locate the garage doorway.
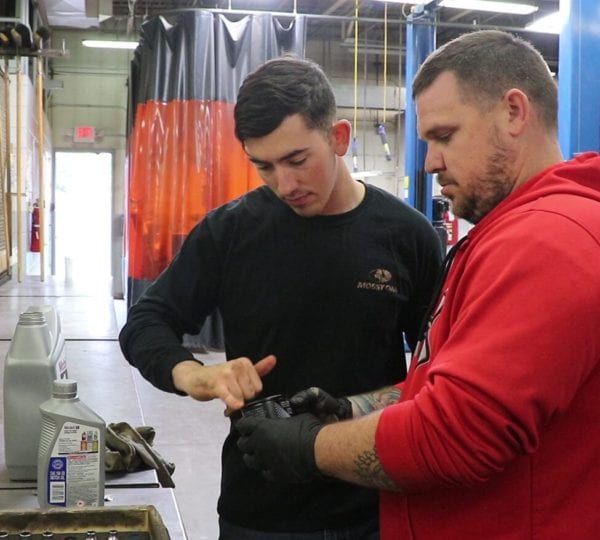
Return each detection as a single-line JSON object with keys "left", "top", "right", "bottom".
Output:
{"left": 53, "top": 151, "right": 112, "bottom": 289}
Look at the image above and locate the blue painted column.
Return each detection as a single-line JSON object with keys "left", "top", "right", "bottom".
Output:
{"left": 405, "top": 4, "right": 436, "bottom": 219}
{"left": 558, "top": 0, "right": 600, "bottom": 158}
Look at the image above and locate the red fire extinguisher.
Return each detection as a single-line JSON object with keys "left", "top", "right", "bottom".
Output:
{"left": 30, "top": 202, "right": 40, "bottom": 252}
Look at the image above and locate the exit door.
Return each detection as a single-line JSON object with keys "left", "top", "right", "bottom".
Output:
{"left": 53, "top": 151, "right": 112, "bottom": 287}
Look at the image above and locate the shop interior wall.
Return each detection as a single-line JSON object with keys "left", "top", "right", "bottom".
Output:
{"left": 306, "top": 38, "right": 406, "bottom": 196}
{"left": 46, "top": 27, "right": 407, "bottom": 299}
{"left": 47, "top": 29, "right": 129, "bottom": 298}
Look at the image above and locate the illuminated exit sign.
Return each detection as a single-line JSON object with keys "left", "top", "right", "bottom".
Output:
{"left": 73, "top": 125, "right": 95, "bottom": 143}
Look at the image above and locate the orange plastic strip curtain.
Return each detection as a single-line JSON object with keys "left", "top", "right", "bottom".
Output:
{"left": 128, "top": 99, "right": 262, "bottom": 280}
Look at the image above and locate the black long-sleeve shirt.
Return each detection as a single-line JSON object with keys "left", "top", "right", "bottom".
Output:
{"left": 119, "top": 184, "right": 442, "bottom": 532}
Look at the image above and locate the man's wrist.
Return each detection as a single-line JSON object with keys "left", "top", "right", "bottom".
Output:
{"left": 172, "top": 359, "right": 205, "bottom": 394}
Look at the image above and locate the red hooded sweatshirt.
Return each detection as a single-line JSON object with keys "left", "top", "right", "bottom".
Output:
{"left": 376, "top": 152, "right": 600, "bottom": 539}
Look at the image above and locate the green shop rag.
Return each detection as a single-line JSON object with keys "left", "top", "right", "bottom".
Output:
{"left": 105, "top": 421, "right": 175, "bottom": 488}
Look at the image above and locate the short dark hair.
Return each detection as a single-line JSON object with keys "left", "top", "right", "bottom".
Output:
{"left": 234, "top": 56, "right": 337, "bottom": 142}
{"left": 413, "top": 30, "right": 557, "bottom": 131}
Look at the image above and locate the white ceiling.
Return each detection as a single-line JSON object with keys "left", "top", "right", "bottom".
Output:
{"left": 43, "top": 0, "right": 112, "bottom": 29}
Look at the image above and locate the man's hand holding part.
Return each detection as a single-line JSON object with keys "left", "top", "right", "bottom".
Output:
{"left": 236, "top": 412, "right": 324, "bottom": 483}
{"left": 237, "top": 407, "right": 401, "bottom": 491}
{"left": 290, "top": 386, "right": 353, "bottom": 422}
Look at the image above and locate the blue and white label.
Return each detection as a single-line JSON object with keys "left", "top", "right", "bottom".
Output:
{"left": 47, "top": 456, "right": 67, "bottom": 505}
{"left": 44, "top": 421, "right": 102, "bottom": 507}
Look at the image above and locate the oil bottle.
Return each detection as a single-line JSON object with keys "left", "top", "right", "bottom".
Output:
{"left": 37, "top": 379, "right": 106, "bottom": 508}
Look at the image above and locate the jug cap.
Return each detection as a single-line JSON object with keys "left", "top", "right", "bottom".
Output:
{"left": 52, "top": 378, "right": 77, "bottom": 397}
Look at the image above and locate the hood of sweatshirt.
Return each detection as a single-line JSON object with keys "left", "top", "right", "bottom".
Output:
{"left": 465, "top": 151, "right": 600, "bottom": 245}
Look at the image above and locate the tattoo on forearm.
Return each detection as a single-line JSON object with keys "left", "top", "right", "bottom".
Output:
{"left": 351, "top": 387, "right": 402, "bottom": 416}
{"left": 353, "top": 446, "right": 399, "bottom": 491}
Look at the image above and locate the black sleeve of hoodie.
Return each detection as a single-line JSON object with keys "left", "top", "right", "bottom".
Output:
{"left": 119, "top": 217, "right": 221, "bottom": 394}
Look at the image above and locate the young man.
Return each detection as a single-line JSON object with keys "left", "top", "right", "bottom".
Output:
{"left": 236, "top": 32, "right": 600, "bottom": 539}
{"left": 119, "top": 56, "right": 442, "bottom": 538}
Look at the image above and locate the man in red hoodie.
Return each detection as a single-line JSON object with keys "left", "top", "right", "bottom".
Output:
{"left": 236, "top": 30, "right": 600, "bottom": 539}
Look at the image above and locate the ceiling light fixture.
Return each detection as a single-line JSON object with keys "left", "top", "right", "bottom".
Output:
{"left": 439, "top": 0, "right": 538, "bottom": 15}
{"left": 525, "top": 11, "right": 562, "bottom": 34}
{"left": 81, "top": 39, "right": 138, "bottom": 50}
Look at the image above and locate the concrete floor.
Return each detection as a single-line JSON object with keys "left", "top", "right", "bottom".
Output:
{"left": 0, "top": 273, "right": 227, "bottom": 540}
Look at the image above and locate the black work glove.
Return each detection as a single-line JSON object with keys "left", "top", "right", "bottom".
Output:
{"left": 236, "top": 412, "right": 323, "bottom": 483}
{"left": 290, "top": 387, "right": 352, "bottom": 422}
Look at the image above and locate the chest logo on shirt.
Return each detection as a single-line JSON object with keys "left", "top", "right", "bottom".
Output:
{"left": 372, "top": 268, "right": 392, "bottom": 283}
{"left": 356, "top": 268, "right": 398, "bottom": 293}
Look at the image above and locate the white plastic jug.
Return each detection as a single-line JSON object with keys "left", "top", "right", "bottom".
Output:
{"left": 3, "top": 306, "right": 68, "bottom": 480}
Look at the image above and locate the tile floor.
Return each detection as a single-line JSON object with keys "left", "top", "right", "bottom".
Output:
{"left": 0, "top": 273, "right": 228, "bottom": 540}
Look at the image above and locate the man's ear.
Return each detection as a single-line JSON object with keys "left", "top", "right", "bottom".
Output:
{"left": 330, "top": 119, "right": 351, "bottom": 155}
{"left": 503, "top": 88, "right": 530, "bottom": 136}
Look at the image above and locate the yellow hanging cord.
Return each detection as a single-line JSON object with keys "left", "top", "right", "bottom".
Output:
{"left": 353, "top": 0, "right": 359, "bottom": 136}
{"left": 383, "top": 1, "right": 388, "bottom": 123}
{"left": 378, "top": 2, "right": 392, "bottom": 162}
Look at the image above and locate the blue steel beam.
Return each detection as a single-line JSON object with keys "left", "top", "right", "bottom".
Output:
{"left": 405, "top": 4, "right": 436, "bottom": 220}
{"left": 558, "top": 0, "right": 600, "bottom": 157}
